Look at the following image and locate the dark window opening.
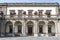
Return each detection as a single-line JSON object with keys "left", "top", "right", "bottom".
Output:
{"left": 18, "top": 25, "right": 22, "bottom": 33}
{"left": 18, "top": 10, "right": 23, "bottom": 16}
{"left": 28, "top": 10, "right": 33, "bottom": 17}
{"left": 9, "top": 25, "right": 13, "bottom": 33}
{"left": 48, "top": 25, "right": 51, "bottom": 33}
{"left": 10, "top": 10, "right": 16, "bottom": 17}
{"left": 28, "top": 26, "right": 33, "bottom": 35}
{"left": 38, "top": 10, "right": 43, "bottom": 17}
{"left": 39, "top": 25, "right": 43, "bottom": 33}
{"left": 45, "top": 10, "right": 51, "bottom": 17}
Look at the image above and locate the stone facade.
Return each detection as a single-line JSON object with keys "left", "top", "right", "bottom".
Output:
{"left": 0, "top": 3, "right": 60, "bottom": 37}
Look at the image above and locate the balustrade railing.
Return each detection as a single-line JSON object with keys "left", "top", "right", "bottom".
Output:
{"left": 0, "top": 15, "right": 58, "bottom": 20}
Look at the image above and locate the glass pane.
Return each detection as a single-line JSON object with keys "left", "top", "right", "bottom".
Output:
{"left": 9, "top": 25, "right": 12, "bottom": 33}
{"left": 39, "top": 25, "right": 43, "bottom": 33}
{"left": 18, "top": 25, "right": 22, "bottom": 33}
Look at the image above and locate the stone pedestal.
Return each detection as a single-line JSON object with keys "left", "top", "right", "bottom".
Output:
{"left": 34, "top": 34, "right": 38, "bottom": 37}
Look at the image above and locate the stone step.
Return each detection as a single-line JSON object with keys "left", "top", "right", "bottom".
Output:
{"left": 0, "top": 37, "right": 60, "bottom": 40}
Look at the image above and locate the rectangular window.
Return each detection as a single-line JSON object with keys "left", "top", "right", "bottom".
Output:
{"left": 39, "top": 25, "right": 43, "bottom": 33}
{"left": 9, "top": 25, "right": 13, "bottom": 33}
{"left": 38, "top": 10, "right": 43, "bottom": 17}
{"left": 10, "top": 10, "right": 15, "bottom": 14}
{"left": 28, "top": 10, "right": 33, "bottom": 17}
{"left": 0, "top": 7, "right": 3, "bottom": 16}
{"left": 10, "top": 10, "right": 16, "bottom": 17}
{"left": 18, "top": 25, "right": 22, "bottom": 33}
{"left": 45, "top": 10, "right": 51, "bottom": 17}
{"left": 18, "top": 10, "right": 23, "bottom": 16}
{"left": 48, "top": 25, "right": 52, "bottom": 33}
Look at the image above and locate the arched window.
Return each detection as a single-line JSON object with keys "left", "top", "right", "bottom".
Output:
{"left": 27, "top": 21, "right": 34, "bottom": 35}
{"left": 48, "top": 21, "right": 55, "bottom": 36}
{"left": 14, "top": 21, "right": 22, "bottom": 33}
{"left": 5, "top": 21, "right": 13, "bottom": 33}
{"left": 38, "top": 21, "right": 45, "bottom": 34}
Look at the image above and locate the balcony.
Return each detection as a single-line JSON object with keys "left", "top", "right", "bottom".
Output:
{"left": 4, "top": 15, "right": 58, "bottom": 20}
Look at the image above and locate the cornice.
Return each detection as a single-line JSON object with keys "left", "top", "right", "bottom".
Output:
{"left": 0, "top": 3, "right": 59, "bottom": 7}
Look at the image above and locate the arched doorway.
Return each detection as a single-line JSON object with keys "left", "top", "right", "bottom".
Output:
{"left": 14, "top": 21, "right": 22, "bottom": 34}
{"left": 48, "top": 21, "right": 55, "bottom": 36}
{"left": 5, "top": 21, "right": 13, "bottom": 34}
{"left": 27, "top": 21, "right": 34, "bottom": 35}
{"left": 38, "top": 21, "right": 45, "bottom": 34}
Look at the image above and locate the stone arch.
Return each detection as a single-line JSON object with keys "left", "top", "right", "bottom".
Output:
{"left": 27, "top": 21, "right": 34, "bottom": 35}
{"left": 38, "top": 21, "right": 45, "bottom": 26}
{"left": 48, "top": 21, "right": 55, "bottom": 36}
{"left": 27, "top": 21, "right": 34, "bottom": 26}
{"left": 5, "top": 21, "right": 13, "bottom": 33}
{"left": 14, "top": 21, "right": 22, "bottom": 33}
{"left": 14, "top": 21, "right": 22, "bottom": 26}
{"left": 48, "top": 21, "right": 55, "bottom": 25}
{"left": 38, "top": 21, "right": 45, "bottom": 34}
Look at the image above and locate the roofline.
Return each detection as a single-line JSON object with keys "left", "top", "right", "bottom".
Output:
{"left": 0, "top": 2, "right": 59, "bottom": 6}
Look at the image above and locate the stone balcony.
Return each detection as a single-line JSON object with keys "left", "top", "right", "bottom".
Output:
{"left": 3, "top": 15, "right": 58, "bottom": 20}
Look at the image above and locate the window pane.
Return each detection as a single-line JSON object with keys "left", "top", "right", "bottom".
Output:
{"left": 18, "top": 25, "right": 22, "bottom": 33}
{"left": 39, "top": 25, "right": 43, "bottom": 33}
{"left": 18, "top": 10, "right": 23, "bottom": 16}
{"left": 9, "top": 25, "right": 12, "bottom": 33}
{"left": 28, "top": 10, "right": 33, "bottom": 16}
{"left": 10, "top": 10, "right": 15, "bottom": 13}
{"left": 38, "top": 10, "right": 43, "bottom": 16}
{"left": 48, "top": 25, "right": 52, "bottom": 33}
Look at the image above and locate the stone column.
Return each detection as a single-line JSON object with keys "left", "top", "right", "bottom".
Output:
{"left": 14, "top": 26, "right": 18, "bottom": 33}
{"left": 1, "top": 20, "right": 5, "bottom": 36}
{"left": 34, "top": 21, "right": 38, "bottom": 37}
{"left": 12, "top": 21, "right": 15, "bottom": 36}
{"left": 55, "top": 21, "right": 58, "bottom": 37}
{"left": 45, "top": 21, "right": 48, "bottom": 36}
{"left": 22, "top": 20, "right": 26, "bottom": 36}
{"left": 57, "top": 21, "right": 60, "bottom": 36}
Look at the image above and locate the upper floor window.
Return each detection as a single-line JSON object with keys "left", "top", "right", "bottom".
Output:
{"left": 38, "top": 10, "right": 43, "bottom": 17}
{"left": 18, "top": 10, "right": 23, "bottom": 16}
{"left": 28, "top": 10, "right": 33, "bottom": 16}
{"left": 0, "top": 7, "right": 3, "bottom": 16}
{"left": 10, "top": 10, "right": 16, "bottom": 16}
{"left": 45, "top": 10, "right": 51, "bottom": 17}
{"left": 0, "top": 11, "right": 3, "bottom": 16}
